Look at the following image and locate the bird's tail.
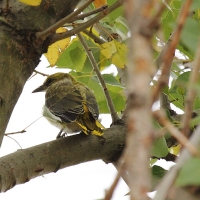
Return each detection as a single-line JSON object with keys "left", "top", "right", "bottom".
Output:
{"left": 76, "top": 113, "right": 105, "bottom": 136}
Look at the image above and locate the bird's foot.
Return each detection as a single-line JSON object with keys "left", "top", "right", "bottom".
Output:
{"left": 56, "top": 129, "right": 68, "bottom": 139}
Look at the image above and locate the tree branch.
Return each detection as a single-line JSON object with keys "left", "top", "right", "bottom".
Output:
{"left": 68, "top": 5, "right": 108, "bottom": 23}
{"left": 123, "top": 1, "right": 156, "bottom": 199}
{"left": 36, "top": 0, "right": 94, "bottom": 41}
{"left": 77, "top": 33, "right": 120, "bottom": 124}
{"left": 181, "top": 41, "right": 200, "bottom": 137}
{"left": 50, "top": 0, "right": 123, "bottom": 44}
{"left": 0, "top": 125, "right": 125, "bottom": 192}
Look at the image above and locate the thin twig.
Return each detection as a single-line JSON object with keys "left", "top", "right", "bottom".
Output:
{"left": 77, "top": 33, "right": 120, "bottom": 123}
{"left": 154, "top": 125, "right": 200, "bottom": 200}
{"left": 36, "top": 0, "right": 94, "bottom": 41}
{"left": 5, "top": 116, "right": 42, "bottom": 136}
{"left": 82, "top": 29, "right": 104, "bottom": 44}
{"left": 50, "top": 0, "right": 123, "bottom": 44}
{"left": 153, "top": 110, "right": 199, "bottom": 156}
{"left": 104, "top": 170, "right": 121, "bottom": 200}
{"left": 68, "top": 5, "right": 108, "bottom": 23}
{"left": 5, "top": 135, "right": 22, "bottom": 149}
{"left": 34, "top": 70, "right": 49, "bottom": 77}
{"left": 181, "top": 41, "right": 200, "bottom": 137}
{"left": 152, "top": 0, "right": 193, "bottom": 103}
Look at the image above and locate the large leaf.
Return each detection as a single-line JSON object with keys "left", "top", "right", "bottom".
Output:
{"left": 176, "top": 158, "right": 200, "bottom": 186}
{"left": 56, "top": 38, "right": 87, "bottom": 71}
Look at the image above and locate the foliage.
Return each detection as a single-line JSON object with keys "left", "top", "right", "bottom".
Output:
{"left": 5, "top": 0, "right": 200, "bottom": 198}
{"left": 42, "top": 0, "right": 200, "bottom": 195}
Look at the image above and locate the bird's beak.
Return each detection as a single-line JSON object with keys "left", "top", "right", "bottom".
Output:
{"left": 32, "top": 85, "right": 46, "bottom": 93}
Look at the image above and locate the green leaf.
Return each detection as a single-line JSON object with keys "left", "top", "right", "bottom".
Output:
{"left": 151, "top": 165, "right": 167, "bottom": 190}
{"left": 176, "top": 158, "right": 200, "bottom": 186}
{"left": 151, "top": 136, "right": 168, "bottom": 157}
{"left": 56, "top": 38, "right": 87, "bottom": 71}
{"left": 181, "top": 18, "right": 200, "bottom": 55}
{"left": 105, "top": 0, "right": 123, "bottom": 26}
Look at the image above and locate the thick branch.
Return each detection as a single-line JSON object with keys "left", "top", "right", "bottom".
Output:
{"left": 0, "top": 125, "right": 125, "bottom": 192}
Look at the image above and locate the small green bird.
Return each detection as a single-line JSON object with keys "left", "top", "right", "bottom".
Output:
{"left": 32, "top": 72, "right": 105, "bottom": 137}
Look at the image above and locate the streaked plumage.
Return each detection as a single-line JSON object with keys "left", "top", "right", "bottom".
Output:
{"left": 33, "top": 73, "right": 104, "bottom": 137}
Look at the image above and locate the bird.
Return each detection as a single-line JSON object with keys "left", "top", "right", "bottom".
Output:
{"left": 32, "top": 72, "right": 105, "bottom": 138}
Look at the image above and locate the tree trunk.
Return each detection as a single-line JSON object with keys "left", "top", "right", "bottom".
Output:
{"left": 0, "top": 0, "right": 80, "bottom": 146}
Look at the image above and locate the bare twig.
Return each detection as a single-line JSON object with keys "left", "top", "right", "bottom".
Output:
{"left": 77, "top": 33, "right": 120, "bottom": 123}
{"left": 104, "top": 170, "right": 121, "bottom": 200}
{"left": 33, "top": 70, "right": 49, "bottom": 77}
{"left": 68, "top": 5, "right": 108, "bottom": 23}
{"left": 5, "top": 135, "right": 22, "bottom": 149}
{"left": 50, "top": 0, "right": 123, "bottom": 44}
{"left": 152, "top": 0, "right": 193, "bottom": 103}
{"left": 154, "top": 125, "right": 200, "bottom": 200}
{"left": 36, "top": 0, "right": 94, "bottom": 41}
{"left": 5, "top": 116, "right": 42, "bottom": 136}
{"left": 153, "top": 110, "right": 199, "bottom": 156}
{"left": 181, "top": 41, "right": 200, "bottom": 137}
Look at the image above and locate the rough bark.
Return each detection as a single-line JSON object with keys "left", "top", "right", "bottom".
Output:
{"left": 0, "top": 0, "right": 80, "bottom": 146}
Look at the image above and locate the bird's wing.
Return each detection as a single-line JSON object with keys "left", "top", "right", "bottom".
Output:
{"left": 84, "top": 86, "right": 99, "bottom": 120}
{"left": 45, "top": 84, "right": 84, "bottom": 123}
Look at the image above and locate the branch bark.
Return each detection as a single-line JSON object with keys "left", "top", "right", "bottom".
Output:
{"left": 0, "top": 125, "right": 125, "bottom": 192}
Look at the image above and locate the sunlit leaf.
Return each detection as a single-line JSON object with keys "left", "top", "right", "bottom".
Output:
{"left": 45, "top": 28, "right": 70, "bottom": 66}
{"left": 101, "top": 40, "right": 127, "bottom": 68}
{"left": 19, "top": 0, "right": 41, "bottom": 6}
{"left": 94, "top": 0, "right": 107, "bottom": 8}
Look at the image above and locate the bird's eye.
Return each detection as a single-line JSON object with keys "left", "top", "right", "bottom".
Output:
{"left": 45, "top": 78, "right": 53, "bottom": 86}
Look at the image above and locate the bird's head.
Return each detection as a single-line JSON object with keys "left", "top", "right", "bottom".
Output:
{"left": 32, "top": 72, "right": 76, "bottom": 93}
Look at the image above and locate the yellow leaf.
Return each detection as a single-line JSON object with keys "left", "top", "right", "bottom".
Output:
{"left": 94, "top": 0, "right": 107, "bottom": 8}
{"left": 101, "top": 40, "right": 127, "bottom": 68}
{"left": 19, "top": 0, "right": 42, "bottom": 6}
{"left": 45, "top": 28, "right": 70, "bottom": 66}
{"left": 170, "top": 145, "right": 180, "bottom": 155}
